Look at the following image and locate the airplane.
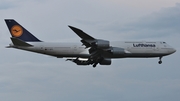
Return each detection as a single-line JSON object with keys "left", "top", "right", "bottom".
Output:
{"left": 5, "top": 19, "right": 176, "bottom": 67}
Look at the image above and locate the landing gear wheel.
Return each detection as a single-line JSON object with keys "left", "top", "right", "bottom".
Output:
{"left": 93, "top": 63, "right": 98, "bottom": 68}
{"left": 158, "top": 61, "right": 162, "bottom": 64}
{"left": 158, "top": 57, "right": 162, "bottom": 64}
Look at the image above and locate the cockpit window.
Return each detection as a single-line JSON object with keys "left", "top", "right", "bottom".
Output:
{"left": 163, "top": 42, "right": 166, "bottom": 44}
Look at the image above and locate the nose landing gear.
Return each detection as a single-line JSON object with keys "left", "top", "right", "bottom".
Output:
{"left": 158, "top": 57, "right": 162, "bottom": 64}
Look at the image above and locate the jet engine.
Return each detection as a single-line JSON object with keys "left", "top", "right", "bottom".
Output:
{"left": 107, "top": 47, "right": 125, "bottom": 55}
{"left": 99, "top": 58, "right": 111, "bottom": 65}
{"left": 92, "top": 39, "right": 110, "bottom": 49}
{"left": 67, "top": 58, "right": 90, "bottom": 65}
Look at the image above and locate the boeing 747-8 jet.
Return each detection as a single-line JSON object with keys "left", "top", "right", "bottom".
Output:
{"left": 5, "top": 19, "right": 176, "bottom": 67}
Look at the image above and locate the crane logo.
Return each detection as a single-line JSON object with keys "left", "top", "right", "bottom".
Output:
{"left": 11, "top": 25, "right": 23, "bottom": 37}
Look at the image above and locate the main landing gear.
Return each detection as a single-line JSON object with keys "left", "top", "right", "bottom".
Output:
{"left": 93, "top": 63, "right": 98, "bottom": 68}
{"left": 158, "top": 57, "right": 162, "bottom": 64}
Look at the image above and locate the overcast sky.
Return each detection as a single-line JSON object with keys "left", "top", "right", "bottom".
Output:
{"left": 0, "top": 0, "right": 180, "bottom": 101}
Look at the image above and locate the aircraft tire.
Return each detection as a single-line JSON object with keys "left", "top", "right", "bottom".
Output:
{"left": 158, "top": 61, "right": 162, "bottom": 64}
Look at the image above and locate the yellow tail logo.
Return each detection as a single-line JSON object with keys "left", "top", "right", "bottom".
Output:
{"left": 11, "top": 25, "right": 23, "bottom": 37}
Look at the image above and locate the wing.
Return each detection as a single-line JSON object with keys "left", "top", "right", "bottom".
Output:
{"left": 68, "top": 26, "right": 96, "bottom": 48}
{"left": 68, "top": 26, "right": 110, "bottom": 49}
{"left": 68, "top": 26, "right": 111, "bottom": 67}
{"left": 68, "top": 26, "right": 94, "bottom": 40}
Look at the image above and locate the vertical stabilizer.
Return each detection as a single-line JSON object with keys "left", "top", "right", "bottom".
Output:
{"left": 5, "top": 19, "right": 41, "bottom": 42}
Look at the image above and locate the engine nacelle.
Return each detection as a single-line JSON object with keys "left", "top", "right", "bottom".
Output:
{"left": 99, "top": 58, "right": 111, "bottom": 65}
{"left": 67, "top": 58, "right": 92, "bottom": 65}
{"left": 94, "top": 39, "right": 110, "bottom": 49}
{"left": 108, "top": 47, "right": 125, "bottom": 55}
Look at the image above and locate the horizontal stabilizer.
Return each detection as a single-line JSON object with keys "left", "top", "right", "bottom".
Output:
{"left": 10, "top": 37, "right": 32, "bottom": 46}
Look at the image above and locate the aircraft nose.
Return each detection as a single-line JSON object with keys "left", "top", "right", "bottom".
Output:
{"left": 170, "top": 48, "right": 176, "bottom": 54}
{"left": 173, "top": 48, "right": 176, "bottom": 53}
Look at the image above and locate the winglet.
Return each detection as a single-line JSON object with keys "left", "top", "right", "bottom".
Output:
{"left": 68, "top": 26, "right": 95, "bottom": 40}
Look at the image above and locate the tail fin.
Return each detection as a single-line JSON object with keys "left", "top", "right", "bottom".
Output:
{"left": 5, "top": 19, "right": 41, "bottom": 42}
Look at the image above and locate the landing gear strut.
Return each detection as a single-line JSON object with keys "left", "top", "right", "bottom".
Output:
{"left": 158, "top": 57, "right": 162, "bottom": 64}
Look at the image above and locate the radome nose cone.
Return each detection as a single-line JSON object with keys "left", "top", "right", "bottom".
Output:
{"left": 173, "top": 48, "right": 176, "bottom": 53}
{"left": 171, "top": 48, "right": 176, "bottom": 54}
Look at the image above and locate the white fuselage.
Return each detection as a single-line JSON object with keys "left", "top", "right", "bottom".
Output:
{"left": 10, "top": 41, "right": 176, "bottom": 59}
{"left": 5, "top": 19, "right": 176, "bottom": 67}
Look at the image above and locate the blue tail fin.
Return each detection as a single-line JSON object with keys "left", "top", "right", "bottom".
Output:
{"left": 5, "top": 19, "right": 41, "bottom": 42}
